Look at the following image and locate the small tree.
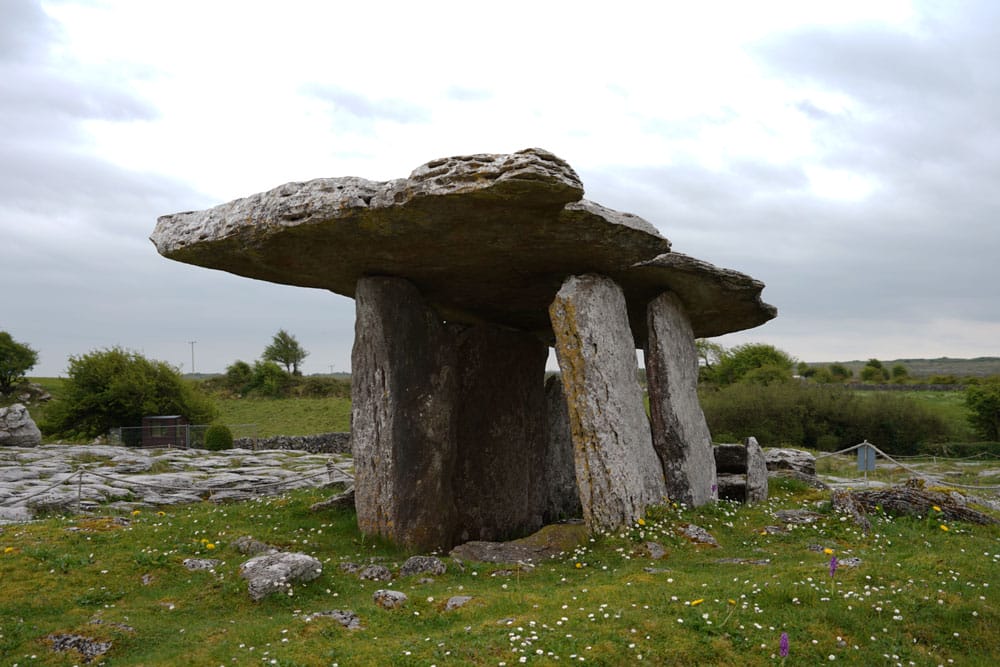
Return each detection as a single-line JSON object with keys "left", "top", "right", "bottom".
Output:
{"left": 860, "top": 358, "right": 890, "bottom": 383}
{"left": 263, "top": 329, "right": 309, "bottom": 375}
{"left": 0, "top": 331, "right": 39, "bottom": 393}
{"left": 709, "top": 343, "right": 796, "bottom": 386}
{"left": 965, "top": 377, "right": 1000, "bottom": 441}
{"left": 42, "top": 347, "right": 217, "bottom": 439}
{"left": 828, "top": 363, "right": 853, "bottom": 383}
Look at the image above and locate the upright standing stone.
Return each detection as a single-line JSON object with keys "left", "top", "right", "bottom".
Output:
{"left": 645, "top": 291, "right": 717, "bottom": 506}
{"left": 744, "top": 436, "right": 768, "bottom": 504}
{"left": 543, "top": 375, "right": 583, "bottom": 522}
{"left": 351, "top": 277, "right": 458, "bottom": 550}
{"left": 451, "top": 325, "right": 550, "bottom": 543}
{"left": 549, "top": 274, "right": 667, "bottom": 532}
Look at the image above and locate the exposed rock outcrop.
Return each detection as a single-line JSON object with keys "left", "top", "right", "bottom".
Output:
{"left": 0, "top": 403, "right": 41, "bottom": 447}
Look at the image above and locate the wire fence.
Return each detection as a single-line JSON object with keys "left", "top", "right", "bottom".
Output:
{"left": 107, "top": 423, "right": 259, "bottom": 449}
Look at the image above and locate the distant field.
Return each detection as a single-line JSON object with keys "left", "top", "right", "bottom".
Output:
{"left": 214, "top": 396, "right": 351, "bottom": 437}
{"left": 884, "top": 390, "right": 977, "bottom": 442}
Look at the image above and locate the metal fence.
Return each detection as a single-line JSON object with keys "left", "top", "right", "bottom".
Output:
{"left": 108, "top": 423, "right": 258, "bottom": 449}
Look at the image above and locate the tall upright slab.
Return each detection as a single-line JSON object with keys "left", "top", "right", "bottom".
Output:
{"left": 549, "top": 274, "right": 667, "bottom": 532}
{"left": 451, "top": 325, "right": 550, "bottom": 543}
{"left": 351, "top": 277, "right": 458, "bottom": 550}
{"left": 543, "top": 375, "right": 584, "bottom": 522}
{"left": 645, "top": 291, "right": 717, "bottom": 506}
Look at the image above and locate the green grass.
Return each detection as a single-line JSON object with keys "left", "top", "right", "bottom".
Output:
{"left": 1, "top": 480, "right": 998, "bottom": 665}
{"left": 201, "top": 396, "right": 351, "bottom": 437}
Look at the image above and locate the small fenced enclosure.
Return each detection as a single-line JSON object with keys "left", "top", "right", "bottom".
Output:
{"left": 108, "top": 423, "right": 258, "bottom": 449}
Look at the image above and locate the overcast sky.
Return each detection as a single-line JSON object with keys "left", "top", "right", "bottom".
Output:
{"left": 4, "top": 0, "right": 999, "bottom": 377}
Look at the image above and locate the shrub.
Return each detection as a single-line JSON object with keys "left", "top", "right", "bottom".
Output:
{"left": 203, "top": 424, "right": 234, "bottom": 451}
{"left": 700, "top": 383, "right": 949, "bottom": 454}
{"left": 964, "top": 377, "right": 1000, "bottom": 441}
{"left": 42, "top": 347, "right": 217, "bottom": 439}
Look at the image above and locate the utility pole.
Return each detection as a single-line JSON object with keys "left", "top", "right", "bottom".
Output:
{"left": 188, "top": 341, "right": 197, "bottom": 374}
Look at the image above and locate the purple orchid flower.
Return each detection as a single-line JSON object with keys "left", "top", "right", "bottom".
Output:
{"left": 829, "top": 555, "right": 838, "bottom": 578}
{"left": 779, "top": 632, "right": 789, "bottom": 658}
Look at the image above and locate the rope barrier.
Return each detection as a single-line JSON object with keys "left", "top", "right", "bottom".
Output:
{"left": 816, "top": 440, "right": 1000, "bottom": 491}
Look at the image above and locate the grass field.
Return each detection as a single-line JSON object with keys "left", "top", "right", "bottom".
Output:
{"left": 1, "top": 476, "right": 998, "bottom": 665}
{"left": 214, "top": 397, "right": 352, "bottom": 437}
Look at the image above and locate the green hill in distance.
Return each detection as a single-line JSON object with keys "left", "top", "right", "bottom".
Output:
{"left": 806, "top": 356, "right": 1000, "bottom": 378}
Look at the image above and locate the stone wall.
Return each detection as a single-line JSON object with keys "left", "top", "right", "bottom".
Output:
{"left": 233, "top": 432, "right": 351, "bottom": 454}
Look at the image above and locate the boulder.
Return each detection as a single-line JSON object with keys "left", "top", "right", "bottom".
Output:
{"left": 239, "top": 552, "right": 323, "bottom": 601}
{"left": 764, "top": 448, "right": 816, "bottom": 476}
{"left": 645, "top": 291, "right": 717, "bottom": 506}
{"left": 550, "top": 274, "right": 667, "bottom": 532}
{"left": 450, "top": 522, "right": 589, "bottom": 564}
{"left": 713, "top": 437, "right": 768, "bottom": 503}
{"left": 152, "top": 149, "right": 774, "bottom": 343}
{"left": 0, "top": 403, "right": 41, "bottom": 447}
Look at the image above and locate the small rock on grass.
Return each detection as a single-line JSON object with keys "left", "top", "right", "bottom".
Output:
{"left": 358, "top": 564, "right": 392, "bottom": 581}
{"left": 183, "top": 558, "right": 221, "bottom": 571}
{"left": 239, "top": 552, "right": 323, "bottom": 602}
{"left": 677, "top": 523, "right": 719, "bottom": 547}
{"left": 48, "top": 634, "right": 112, "bottom": 663}
{"left": 373, "top": 589, "right": 408, "bottom": 609}
{"left": 445, "top": 595, "right": 473, "bottom": 611}
{"left": 400, "top": 555, "right": 446, "bottom": 577}
{"left": 306, "top": 609, "right": 363, "bottom": 630}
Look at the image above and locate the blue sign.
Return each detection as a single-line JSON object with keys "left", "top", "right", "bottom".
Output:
{"left": 857, "top": 442, "right": 877, "bottom": 472}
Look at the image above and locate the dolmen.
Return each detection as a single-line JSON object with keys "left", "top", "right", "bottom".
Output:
{"left": 151, "top": 148, "right": 776, "bottom": 550}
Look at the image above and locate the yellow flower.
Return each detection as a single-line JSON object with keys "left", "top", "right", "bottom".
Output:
{"left": 3, "top": 546, "right": 15, "bottom": 554}
{"left": 637, "top": 518, "right": 646, "bottom": 526}
{"left": 691, "top": 599, "right": 704, "bottom": 606}
{"left": 932, "top": 506, "right": 941, "bottom": 512}
{"left": 728, "top": 599, "right": 736, "bottom": 605}
{"left": 575, "top": 562, "right": 582, "bottom": 569}
{"left": 940, "top": 524, "right": 949, "bottom": 532}
{"left": 157, "top": 511, "right": 166, "bottom": 517}
{"left": 823, "top": 548, "right": 834, "bottom": 555}
{"left": 206, "top": 543, "right": 216, "bottom": 550}
{"left": 131, "top": 510, "right": 141, "bottom": 516}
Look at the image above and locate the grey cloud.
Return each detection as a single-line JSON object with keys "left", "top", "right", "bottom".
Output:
{"left": 301, "top": 83, "right": 430, "bottom": 123}
{"left": 0, "top": 0, "right": 56, "bottom": 62}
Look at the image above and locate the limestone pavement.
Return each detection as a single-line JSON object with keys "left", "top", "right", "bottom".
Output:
{"left": 0, "top": 444, "right": 353, "bottom": 524}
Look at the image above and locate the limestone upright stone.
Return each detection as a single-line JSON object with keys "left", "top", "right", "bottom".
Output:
{"left": 351, "top": 277, "right": 459, "bottom": 550}
{"left": 0, "top": 404, "right": 41, "bottom": 447}
{"left": 451, "top": 325, "right": 549, "bottom": 543}
{"left": 550, "top": 274, "right": 667, "bottom": 532}
{"left": 351, "top": 276, "right": 560, "bottom": 550}
{"left": 645, "top": 292, "right": 716, "bottom": 506}
{"left": 744, "top": 436, "right": 768, "bottom": 503}
{"left": 543, "top": 375, "right": 583, "bottom": 522}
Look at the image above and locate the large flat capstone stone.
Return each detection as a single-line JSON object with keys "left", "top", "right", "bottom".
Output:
{"left": 151, "top": 148, "right": 775, "bottom": 342}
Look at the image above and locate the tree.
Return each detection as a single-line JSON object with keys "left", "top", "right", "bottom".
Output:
{"left": 890, "top": 364, "right": 909, "bottom": 384}
{"left": 263, "top": 329, "right": 308, "bottom": 375}
{"left": 860, "top": 358, "right": 890, "bottom": 383}
{"left": 828, "top": 363, "right": 853, "bottom": 383}
{"left": 0, "top": 331, "right": 39, "bottom": 393}
{"left": 965, "top": 377, "right": 1000, "bottom": 441}
{"left": 42, "top": 347, "right": 217, "bottom": 439}
{"left": 709, "top": 343, "right": 796, "bottom": 386}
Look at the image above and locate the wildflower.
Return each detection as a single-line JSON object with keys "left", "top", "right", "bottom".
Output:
{"left": 637, "top": 518, "right": 646, "bottom": 526}
{"left": 779, "top": 632, "right": 789, "bottom": 658}
{"left": 575, "top": 563, "right": 582, "bottom": 569}
{"left": 823, "top": 548, "right": 834, "bottom": 555}
{"left": 829, "top": 556, "right": 838, "bottom": 578}
{"left": 940, "top": 525, "right": 949, "bottom": 532}
{"left": 131, "top": 510, "right": 141, "bottom": 516}
{"left": 3, "top": 547, "right": 14, "bottom": 554}
{"left": 157, "top": 511, "right": 166, "bottom": 517}
{"left": 690, "top": 599, "right": 704, "bottom": 606}
{"left": 932, "top": 506, "right": 941, "bottom": 512}
{"left": 206, "top": 543, "right": 216, "bottom": 550}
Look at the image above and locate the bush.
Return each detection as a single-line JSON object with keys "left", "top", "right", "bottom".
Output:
{"left": 42, "top": 347, "right": 217, "bottom": 439}
{"left": 203, "top": 424, "right": 234, "bottom": 451}
{"left": 700, "top": 383, "right": 950, "bottom": 454}
{"left": 964, "top": 377, "right": 1000, "bottom": 441}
